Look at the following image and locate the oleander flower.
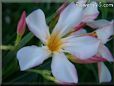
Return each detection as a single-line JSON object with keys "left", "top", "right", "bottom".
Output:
{"left": 70, "top": 20, "right": 114, "bottom": 63}
{"left": 87, "top": 19, "right": 114, "bottom": 83}
{"left": 69, "top": 19, "right": 114, "bottom": 83}
{"left": 17, "top": 1, "right": 101, "bottom": 84}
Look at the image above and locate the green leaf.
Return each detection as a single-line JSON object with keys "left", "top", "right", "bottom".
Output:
{"left": 3, "top": 32, "right": 33, "bottom": 79}
{"left": 18, "top": 32, "right": 34, "bottom": 48}
{"left": 85, "top": 64, "right": 98, "bottom": 82}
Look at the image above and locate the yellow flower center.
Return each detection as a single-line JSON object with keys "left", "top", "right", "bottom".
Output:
{"left": 47, "top": 33, "right": 63, "bottom": 52}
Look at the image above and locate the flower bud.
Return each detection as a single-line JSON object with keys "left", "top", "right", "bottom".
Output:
{"left": 17, "top": 11, "right": 26, "bottom": 36}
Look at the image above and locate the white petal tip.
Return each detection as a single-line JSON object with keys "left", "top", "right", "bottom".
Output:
{"left": 98, "top": 62, "right": 112, "bottom": 83}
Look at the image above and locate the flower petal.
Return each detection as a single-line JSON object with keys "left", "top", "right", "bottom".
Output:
{"left": 87, "top": 19, "right": 110, "bottom": 29}
{"left": 68, "top": 54, "right": 107, "bottom": 64}
{"left": 26, "top": 9, "right": 50, "bottom": 43}
{"left": 52, "top": 2, "right": 83, "bottom": 37}
{"left": 63, "top": 36, "right": 100, "bottom": 59}
{"left": 98, "top": 62, "right": 112, "bottom": 83}
{"left": 70, "top": 28, "right": 87, "bottom": 36}
{"left": 51, "top": 52, "right": 78, "bottom": 84}
{"left": 96, "top": 21, "right": 114, "bottom": 43}
{"left": 98, "top": 45, "right": 114, "bottom": 62}
{"left": 17, "top": 46, "right": 51, "bottom": 71}
{"left": 77, "top": 0, "right": 87, "bottom": 4}
{"left": 82, "top": 1, "right": 99, "bottom": 22}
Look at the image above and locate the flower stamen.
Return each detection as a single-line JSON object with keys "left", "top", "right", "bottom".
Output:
{"left": 47, "top": 33, "right": 63, "bottom": 52}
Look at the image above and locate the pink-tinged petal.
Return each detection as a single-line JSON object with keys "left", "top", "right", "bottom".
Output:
{"left": 73, "top": 22, "right": 86, "bottom": 31}
{"left": 56, "top": 1, "right": 68, "bottom": 15}
{"left": 51, "top": 52, "right": 78, "bottom": 84}
{"left": 96, "top": 21, "right": 114, "bottom": 43}
{"left": 87, "top": 19, "right": 110, "bottom": 29}
{"left": 68, "top": 54, "right": 107, "bottom": 64}
{"left": 88, "top": 55, "right": 107, "bottom": 62}
{"left": 26, "top": 9, "right": 50, "bottom": 44}
{"left": 17, "top": 46, "right": 51, "bottom": 71}
{"left": 17, "top": 11, "right": 26, "bottom": 36}
{"left": 82, "top": 1, "right": 99, "bottom": 22}
{"left": 62, "top": 36, "right": 100, "bottom": 60}
{"left": 67, "top": 23, "right": 86, "bottom": 36}
{"left": 70, "top": 28, "right": 87, "bottom": 36}
{"left": 98, "top": 62, "right": 112, "bottom": 83}
{"left": 52, "top": 2, "right": 83, "bottom": 37}
{"left": 98, "top": 45, "right": 114, "bottom": 62}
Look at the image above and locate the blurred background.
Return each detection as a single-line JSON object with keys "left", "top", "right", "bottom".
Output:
{"left": 2, "top": 0, "right": 114, "bottom": 85}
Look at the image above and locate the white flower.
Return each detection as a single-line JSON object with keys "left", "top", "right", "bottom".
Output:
{"left": 17, "top": 2, "right": 100, "bottom": 84}
{"left": 71, "top": 19, "right": 114, "bottom": 83}
{"left": 87, "top": 19, "right": 114, "bottom": 83}
{"left": 66, "top": 20, "right": 114, "bottom": 83}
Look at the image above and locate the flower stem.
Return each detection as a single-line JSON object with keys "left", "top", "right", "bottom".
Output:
{"left": 28, "top": 69, "right": 57, "bottom": 83}
{"left": 15, "top": 34, "right": 22, "bottom": 46}
{"left": 0, "top": 45, "right": 14, "bottom": 50}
